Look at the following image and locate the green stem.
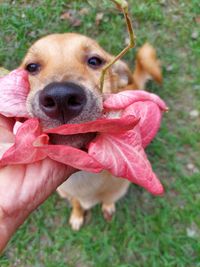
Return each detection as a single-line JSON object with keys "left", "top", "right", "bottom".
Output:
{"left": 100, "top": 0, "right": 136, "bottom": 91}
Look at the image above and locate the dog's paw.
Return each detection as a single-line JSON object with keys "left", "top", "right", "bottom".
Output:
{"left": 102, "top": 203, "right": 116, "bottom": 222}
{"left": 69, "top": 214, "right": 84, "bottom": 231}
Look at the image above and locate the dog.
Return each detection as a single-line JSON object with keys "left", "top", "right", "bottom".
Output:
{"left": 21, "top": 33, "right": 162, "bottom": 230}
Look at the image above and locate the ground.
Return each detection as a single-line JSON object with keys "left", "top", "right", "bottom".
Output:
{"left": 0, "top": 0, "right": 200, "bottom": 266}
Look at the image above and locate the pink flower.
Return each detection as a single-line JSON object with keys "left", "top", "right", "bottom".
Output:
{"left": 0, "top": 69, "right": 167, "bottom": 195}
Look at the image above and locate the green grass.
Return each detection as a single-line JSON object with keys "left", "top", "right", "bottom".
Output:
{"left": 0, "top": 0, "right": 200, "bottom": 266}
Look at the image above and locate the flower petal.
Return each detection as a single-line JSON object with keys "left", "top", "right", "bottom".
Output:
{"left": 0, "top": 119, "right": 47, "bottom": 165}
{"left": 0, "top": 69, "right": 30, "bottom": 117}
{"left": 45, "top": 116, "right": 139, "bottom": 135}
{"left": 104, "top": 90, "right": 168, "bottom": 111}
{"left": 123, "top": 101, "right": 163, "bottom": 147}
{"left": 89, "top": 127, "right": 164, "bottom": 195}
{"left": 41, "top": 145, "right": 103, "bottom": 173}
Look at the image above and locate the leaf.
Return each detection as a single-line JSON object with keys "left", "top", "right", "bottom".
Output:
{"left": 88, "top": 126, "right": 164, "bottom": 195}
{"left": 45, "top": 116, "right": 139, "bottom": 135}
{"left": 0, "top": 69, "right": 30, "bottom": 117}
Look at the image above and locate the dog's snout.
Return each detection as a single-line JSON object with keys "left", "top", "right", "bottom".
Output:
{"left": 39, "top": 82, "right": 87, "bottom": 122}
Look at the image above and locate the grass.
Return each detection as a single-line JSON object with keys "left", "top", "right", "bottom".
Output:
{"left": 0, "top": 0, "right": 200, "bottom": 266}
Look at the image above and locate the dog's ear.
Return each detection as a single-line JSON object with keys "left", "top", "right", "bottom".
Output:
{"left": 110, "top": 60, "right": 133, "bottom": 92}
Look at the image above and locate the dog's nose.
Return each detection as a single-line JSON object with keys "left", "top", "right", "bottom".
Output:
{"left": 39, "top": 82, "right": 87, "bottom": 122}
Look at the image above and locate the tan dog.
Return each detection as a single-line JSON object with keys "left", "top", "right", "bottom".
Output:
{"left": 21, "top": 33, "right": 162, "bottom": 230}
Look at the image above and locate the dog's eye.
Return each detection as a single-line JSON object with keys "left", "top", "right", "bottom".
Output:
{"left": 87, "top": 56, "right": 104, "bottom": 69}
{"left": 25, "top": 63, "right": 40, "bottom": 74}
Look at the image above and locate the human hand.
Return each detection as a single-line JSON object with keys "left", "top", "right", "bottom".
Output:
{"left": 0, "top": 115, "right": 74, "bottom": 252}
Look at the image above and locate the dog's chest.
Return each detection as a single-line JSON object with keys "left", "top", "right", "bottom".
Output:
{"left": 58, "top": 171, "right": 130, "bottom": 209}
{"left": 59, "top": 171, "right": 107, "bottom": 203}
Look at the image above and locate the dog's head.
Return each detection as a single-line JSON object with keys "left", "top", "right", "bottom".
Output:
{"left": 21, "top": 33, "right": 132, "bottom": 146}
